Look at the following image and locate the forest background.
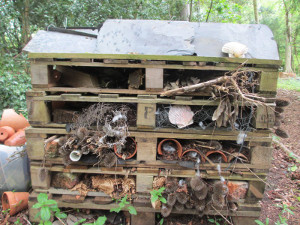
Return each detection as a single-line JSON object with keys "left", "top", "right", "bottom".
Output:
{"left": 0, "top": 0, "right": 299, "bottom": 116}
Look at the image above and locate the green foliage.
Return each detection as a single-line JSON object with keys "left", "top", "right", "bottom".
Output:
{"left": 110, "top": 195, "right": 137, "bottom": 215}
{"left": 33, "top": 193, "right": 67, "bottom": 225}
{"left": 255, "top": 204, "right": 294, "bottom": 225}
{"left": 207, "top": 217, "right": 222, "bottom": 225}
{"left": 150, "top": 187, "right": 167, "bottom": 204}
{"left": 14, "top": 218, "right": 21, "bottom": 225}
{"left": 277, "top": 78, "right": 300, "bottom": 92}
{"left": 255, "top": 218, "right": 269, "bottom": 225}
{"left": 83, "top": 216, "right": 107, "bottom": 225}
{"left": 159, "top": 218, "right": 164, "bottom": 225}
{"left": 0, "top": 53, "right": 31, "bottom": 118}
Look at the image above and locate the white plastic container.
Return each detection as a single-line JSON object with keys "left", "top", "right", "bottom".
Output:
{"left": 0, "top": 145, "right": 30, "bottom": 194}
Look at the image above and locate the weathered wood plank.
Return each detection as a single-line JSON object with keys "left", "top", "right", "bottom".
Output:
{"left": 28, "top": 53, "right": 282, "bottom": 66}
{"left": 137, "top": 103, "right": 156, "bottom": 128}
{"left": 259, "top": 71, "right": 278, "bottom": 92}
{"left": 145, "top": 68, "right": 163, "bottom": 90}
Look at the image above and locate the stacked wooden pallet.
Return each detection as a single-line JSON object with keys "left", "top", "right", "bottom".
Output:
{"left": 26, "top": 53, "right": 280, "bottom": 224}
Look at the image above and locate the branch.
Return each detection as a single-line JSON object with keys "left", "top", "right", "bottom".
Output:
{"left": 206, "top": 0, "right": 214, "bottom": 22}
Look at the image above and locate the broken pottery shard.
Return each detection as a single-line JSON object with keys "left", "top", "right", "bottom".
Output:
{"left": 168, "top": 105, "right": 194, "bottom": 128}
{"left": 222, "top": 42, "right": 248, "bottom": 58}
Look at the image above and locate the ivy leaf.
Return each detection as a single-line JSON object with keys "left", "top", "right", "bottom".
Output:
{"left": 40, "top": 207, "right": 51, "bottom": 221}
{"left": 128, "top": 206, "right": 137, "bottom": 215}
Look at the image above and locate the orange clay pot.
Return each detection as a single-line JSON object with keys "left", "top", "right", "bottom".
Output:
{"left": 205, "top": 150, "right": 228, "bottom": 163}
{"left": 180, "top": 149, "right": 205, "bottom": 162}
{"left": 157, "top": 139, "right": 182, "bottom": 157}
{"left": 114, "top": 137, "right": 137, "bottom": 160}
{"left": 4, "top": 129, "right": 26, "bottom": 146}
{"left": 0, "top": 126, "right": 15, "bottom": 142}
{"left": 0, "top": 109, "right": 30, "bottom": 131}
{"left": 2, "top": 192, "right": 29, "bottom": 216}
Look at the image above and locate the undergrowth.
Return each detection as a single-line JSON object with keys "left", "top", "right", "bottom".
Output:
{"left": 277, "top": 78, "right": 300, "bottom": 92}
{"left": 0, "top": 53, "right": 31, "bottom": 118}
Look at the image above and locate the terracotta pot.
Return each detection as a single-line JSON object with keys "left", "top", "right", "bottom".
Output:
{"left": 114, "top": 137, "right": 137, "bottom": 160}
{"left": 228, "top": 153, "right": 248, "bottom": 163}
{"left": 0, "top": 126, "right": 15, "bottom": 142}
{"left": 4, "top": 129, "right": 26, "bottom": 146}
{"left": 0, "top": 109, "right": 30, "bottom": 131}
{"left": 205, "top": 150, "right": 228, "bottom": 163}
{"left": 181, "top": 149, "right": 204, "bottom": 162}
{"left": 2, "top": 192, "right": 29, "bottom": 216}
{"left": 157, "top": 139, "right": 182, "bottom": 157}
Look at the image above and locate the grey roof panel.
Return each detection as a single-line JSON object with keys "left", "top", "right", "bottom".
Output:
{"left": 24, "top": 19, "right": 279, "bottom": 60}
{"left": 23, "top": 30, "right": 97, "bottom": 54}
{"left": 96, "top": 19, "right": 195, "bottom": 55}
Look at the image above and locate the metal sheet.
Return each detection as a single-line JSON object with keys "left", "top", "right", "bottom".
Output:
{"left": 193, "top": 22, "right": 279, "bottom": 60}
{"left": 24, "top": 20, "right": 279, "bottom": 60}
{"left": 96, "top": 19, "right": 195, "bottom": 55}
{"left": 23, "top": 30, "right": 97, "bottom": 54}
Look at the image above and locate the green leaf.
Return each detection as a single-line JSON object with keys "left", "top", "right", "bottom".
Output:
{"left": 151, "top": 195, "right": 158, "bottom": 203}
{"left": 74, "top": 218, "right": 87, "bottom": 225}
{"left": 128, "top": 206, "right": 137, "bottom": 215}
{"left": 110, "top": 207, "right": 121, "bottom": 213}
{"left": 55, "top": 212, "right": 67, "bottom": 219}
{"left": 158, "top": 187, "right": 165, "bottom": 193}
{"left": 255, "top": 220, "right": 265, "bottom": 225}
{"left": 208, "top": 219, "right": 215, "bottom": 223}
{"left": 119, "top": 202, "right": 125, "bottom": 208}
{"left": 290, "top": 165, "right": 297, "bottom": 172}
{"left": 44, "top": 221, "right": 52, "bottom": 225}
{"left": 37, "top": 193, "right": 48, "bottom": 204}
{"left": 40, "top": 207, "right": 51, "bottom": 221}
{"left": 33, "top": 203, "right": 43, "bottom": 209}
{"left": 266, "top": 218, "right": 269, "bottom": 225}
{"left": 45, "top": 200, "right": 58, "bottom": 206}
{"left": 34, "top": 211, "right": 41, "bottom": 219}
{"left": 160, "top": 197, "right": 167, "bottom": 204}
{"left": 159, "top": 218, "right": 164, "bottom": 225}
{"left": 95, "top": 216, "right": 107, "bottom": 225}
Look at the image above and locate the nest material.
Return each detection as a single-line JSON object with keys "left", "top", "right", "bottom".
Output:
{"left": 165, "top": 177, "right": 179, "bottom": 193}
{"left": 190, "top": 176, "right": 205, "bottom": 192}
{"left": 161, "top": 204, "right": 173, "bottom": 218}
{"left": 176, "top": 192, "right": 188, "bottom": 204}
{"left": 174, "top": 202, "right": 184, "bottom": 211}
{"left": 153, "top": 177, "right": 166, "bottom": 190}
{"left": 167, "top": 193, "right": 177, "bottom": 206}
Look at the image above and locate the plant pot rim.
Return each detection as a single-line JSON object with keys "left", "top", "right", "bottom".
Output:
{"left": 181, "top": 148, "right": 204, "bottom": 161}
{"left": 157, "top": 138, "right": 182, "bottom": 157}
{"left": 114, "top": 137, "right": 137, "bottom": 160}
{"left": 205, "top": 150, "right": 228, "bottom": 163}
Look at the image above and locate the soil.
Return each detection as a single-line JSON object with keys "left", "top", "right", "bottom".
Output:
{"left": 0, "top": 89, "right": 299, "bottom": 224}
{"left": 259, "top": 89, "right": 300, "bottom": 225}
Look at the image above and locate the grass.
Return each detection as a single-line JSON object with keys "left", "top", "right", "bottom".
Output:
{"left": 277, "top": 78, "right": 300, "bottom": 92}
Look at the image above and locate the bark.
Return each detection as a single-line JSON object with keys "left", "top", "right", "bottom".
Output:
{"left": 180, "top": 2, "right": 190, "bottom": 21}
{"left": 21, "top": 0, "right": 30, "bottom": 47}
{"left": 189, "top": 0, "right": 193, "bottom": 22}
{"left": 206, "top": 0, "right": 214, "bottom": 22}
{"left": 253, "top": 0, "right": 259, "bottom": 24}
{"left": 283, "top": 0, "right": 294, "bottom": 73}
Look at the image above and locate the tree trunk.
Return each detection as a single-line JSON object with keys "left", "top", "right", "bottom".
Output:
{"left": 253, "top": 0, "right": 259, "bottom": 24}
{"left": 21, "top": 0, "right": 30, "bottom": 47}
{"left": 283, "top": 0, "right": 294, "bottom": 73}
{"left": 189, "top": 0, "right": 193, "bottom": 22}
{"left": 181, "top": 3, "right": 190, "bottom": 21}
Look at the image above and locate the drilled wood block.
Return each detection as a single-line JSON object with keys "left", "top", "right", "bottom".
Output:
{"left": 145, "top": 68, "right": 163, "bottom": 90}
{"left": 137, "top": 103, "right": 156, "bottom": 128}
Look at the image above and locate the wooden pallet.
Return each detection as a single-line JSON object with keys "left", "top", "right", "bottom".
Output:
{"left": 28, "top": 191, "right": 261, "bottom": 224}
{"left": 25, "top": 127, "right": 273, "bottom": 171}
{"left": 29, "top": 55, "right": 279, "bottom": 94}
{"left": 30, "top": 162, "right": 267, "bottom": 204}
{"left": 26, "top": 91, "right": 276, "bottom": 129}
